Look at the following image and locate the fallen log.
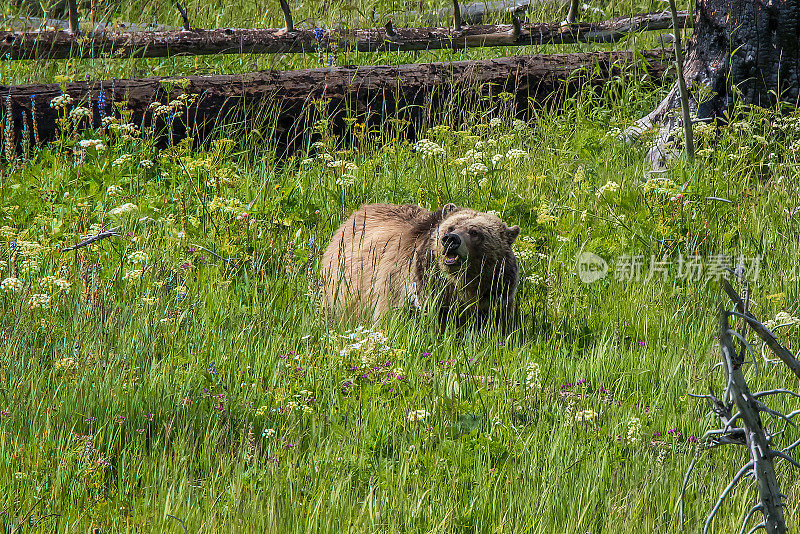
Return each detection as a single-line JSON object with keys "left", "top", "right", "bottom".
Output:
{"left": 0, "top": 14, "right": 178, "bottom": 32}
{"left": 0, "top": 11, "right": 688, "bottom": 60}
{"left": 377, "top": 0, "right": 536, "bottom": 26}
{"left": 3, "top": 48, "right": 673, "bottom": 156}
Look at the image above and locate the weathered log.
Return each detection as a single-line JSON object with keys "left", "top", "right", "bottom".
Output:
{"left": 0, "top": 12, "right": 688, "bottom": 60}
{"left": 2, "top": 48, "right": 673, "bottom": 156}
{"left": 378, "top": 0, "right": 535, "bottom": 26}
{"left": 0, "top": 14, "right": 178, "bottom": 32}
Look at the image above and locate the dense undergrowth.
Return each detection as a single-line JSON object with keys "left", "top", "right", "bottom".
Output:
{"left": 2, "top": 0, "right": 800, "bottom": 533}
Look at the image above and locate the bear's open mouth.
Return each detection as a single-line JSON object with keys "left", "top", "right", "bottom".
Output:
{"left": 443, "top": 251, "right": 461, "bottom": 266}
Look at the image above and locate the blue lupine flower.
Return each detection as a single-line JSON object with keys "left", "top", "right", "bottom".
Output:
{"left": 208, "top": 361, "right": 218, "bottom": 375}
{"left": 97, "top": 89, "right": 107, "bottom": 120}
{"left": 314, "top": 28, "right": 324, "bottom": 41}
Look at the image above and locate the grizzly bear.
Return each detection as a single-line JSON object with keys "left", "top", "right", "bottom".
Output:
{"left": 321, "top": 203, "right": 520, "bottom": 329}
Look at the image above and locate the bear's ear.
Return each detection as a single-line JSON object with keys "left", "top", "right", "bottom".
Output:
{"left": 506, "top": 225, "right": 520, "bottom": 244}
{"left": 441, "top": 203, "right": 458, "bottom": 218}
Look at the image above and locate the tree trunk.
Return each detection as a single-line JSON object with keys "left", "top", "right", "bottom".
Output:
{"left": 634, "top": 0, "right": 800, "bottom": 170}
{"left": 1, "top": 49, "right": 672, "bottom": 158}
{"left": 0, "top": 12, "right": 686, "bottom": 60}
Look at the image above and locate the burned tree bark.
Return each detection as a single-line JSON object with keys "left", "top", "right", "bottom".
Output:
{"left": 1, "top": 49, "right": 672, "bottom": 156}
{"left": 0, "top": 12, "right": 687, "bottom": 60}
{"left": 633, "top": 0, "right": 800, "bottom": 170}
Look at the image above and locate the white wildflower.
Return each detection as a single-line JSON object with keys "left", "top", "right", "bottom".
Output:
{"left": 109, "top": 203, "right": 138, "bottom": 217}
{"left": 112, "top": 154, "right": 133, "bottom": 168}
{"left": 626, "top": 416, "right": 641, "bottom": 444}
{"left": 28, "top": 293, "right": 51, "bottom": 310}
{"left": 79, "top": 139, "right": 106, "bottom": 151}
{"left": 413, "top": 138, "right": 445, "bottom": 159}
{"left": 526, "top": 273, "right": 544, "bottom": 285}
{"left": 596, "top": 181, "right": 620, "bottom": 197}
{"left": 19, "top": 260, "right": 40, "bottom": 278}
{"left": 49, "top": 93, "right": 73, "bottom": 110}
{"left": 462, "top": 162, "right": 488, "bottom": 176}
{"left": 16, "top": 241, "right": 44, "bottom": 258}
{"left": 128, "top": 251, "right": 148, "bottom": 264}
{"left": 69, "top": 107, "right": 91, "bottom": 122}
{"left": 0, "top": 226, "right": 16, "bottom": 240}
{"left": 525, "top": 363, "right": 541, "bottom": 390}
{"left": 1, "top": 277, "right": 23, "bottom": 294}
{"left": 506, "top": 149, "right": 527, "bottom": 162}
{"left": 123, "top": 270, "right": 144, "bottom": 282}
{"left": 407, "top": 409, "right": 430, "bottom": 422}
{"left": 574, "top": 409, "right": 597, "bottom": 422}
{"left": 107, "top": 185, "right": 124, "bottom": 197}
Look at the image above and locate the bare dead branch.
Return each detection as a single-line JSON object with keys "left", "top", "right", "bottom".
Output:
{"left": 165, "top": 514, "right": 188, "bottom": 534}
{"left": 681, "top": 453, "right": 698, "bottom": 529}
{"left": 61, "top": 226, "right": 121, "bottom": 252}
{"left": 740, "top": 505, "right": 765, "bottom": 534}
{"left": 723, "top": 279, "right": 800, "bottom": 381}
{"left": 769, "top": 450, "right": 800, "bottom": 469}
{"left": 704, "top": 461, "right": 755, "bottom": 534}
{"left": 754, "top": 389, "right": 800, "bottom": 400}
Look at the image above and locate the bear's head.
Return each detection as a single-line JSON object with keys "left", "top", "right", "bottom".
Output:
{"left": 434, "top": 203, "right": 520, "bottom": 278}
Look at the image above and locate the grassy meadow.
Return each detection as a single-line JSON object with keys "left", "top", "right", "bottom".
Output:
{"left": 3, "top": 0, "right": 800, "bottom": 532}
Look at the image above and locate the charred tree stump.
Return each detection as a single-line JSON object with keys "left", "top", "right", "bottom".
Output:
{"left": 1, "top": 49, "right": 672, "bottom": 157}
{"left": 632, "top": 0, "right": 800, "bottom": 171}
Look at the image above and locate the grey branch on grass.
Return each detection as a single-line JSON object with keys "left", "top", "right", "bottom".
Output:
{"left": 61, "top": 226, "right": 121, "bottom": 252}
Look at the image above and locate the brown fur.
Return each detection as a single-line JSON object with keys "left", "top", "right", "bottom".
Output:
{"left": 321, "top": 203, "right": 520, "bottom": 328}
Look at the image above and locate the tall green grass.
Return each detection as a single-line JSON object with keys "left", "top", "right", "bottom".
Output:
{"left": 2, "top": 0, "right": 800, "bottom": 532}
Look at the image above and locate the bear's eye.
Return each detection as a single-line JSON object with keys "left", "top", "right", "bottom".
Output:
{"left": 448, "top": 226, "right": 455, "bottom": 233}
{"left": 468, "top": 229, "right": 482, "bottom": 239}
